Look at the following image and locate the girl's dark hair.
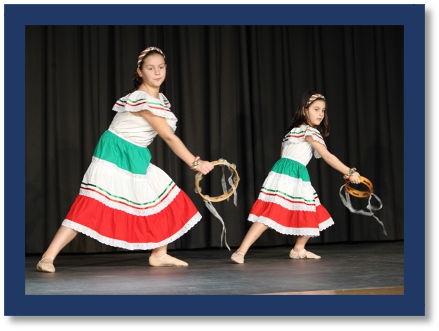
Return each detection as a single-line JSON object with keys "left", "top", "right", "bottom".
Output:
{"left": 286, "top": 90, "right": 330, "bottom": 137}
{"left": 126, "top": 50, "right": 166, "bottom": 94}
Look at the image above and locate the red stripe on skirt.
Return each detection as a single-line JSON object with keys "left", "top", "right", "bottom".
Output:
{"left": 65, "top": 189, "right": 199, "bottom": 244}
{"left": 249, "top": 199, "right": 331, "bottom": 229}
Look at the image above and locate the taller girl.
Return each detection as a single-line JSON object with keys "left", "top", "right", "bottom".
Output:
{"left": 36, "top": 47, "right": 213, "bottom": 272}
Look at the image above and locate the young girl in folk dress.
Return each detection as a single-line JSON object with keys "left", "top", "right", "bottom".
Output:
{"left": 230, "top": 91, "right": 360, "bottom": 263}
{"left": 36, "top": 46, "right": 213, "bottom": 272}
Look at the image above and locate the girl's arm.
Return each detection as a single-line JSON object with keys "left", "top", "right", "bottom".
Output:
{"left": 305, "top": 136, "right": 360, "bottom": 184}
{"left": 134, "top": 110, "right": 214, "bottom": 175}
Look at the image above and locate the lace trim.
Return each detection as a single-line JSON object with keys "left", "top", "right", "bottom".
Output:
{"left": 318, "top": 218, "right": 335, "bottom": 231}
{"left": 305, "top": 127, "right": 325, "bottom": 145}
{"left": 62, "top": 213, "right": 202, "bottom": 251}
{"left": 248, "top": 215, "right": 326, "bottom": 237}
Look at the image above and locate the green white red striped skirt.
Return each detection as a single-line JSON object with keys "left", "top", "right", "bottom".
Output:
{"left": 61, "top": 130, "right": 201, "bottom": 250}
{"left": 248, "top": 158, "right": 334, "bottom": 237}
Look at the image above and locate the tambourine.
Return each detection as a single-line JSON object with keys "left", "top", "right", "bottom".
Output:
{"left": 340, "top": 175, "right": 386, "bottom": 235}
{"left": 344, "top": 176, "right": 373, "bottom": 198}
{"left": 194, "top": 159, "right": 240, "bottom": 202}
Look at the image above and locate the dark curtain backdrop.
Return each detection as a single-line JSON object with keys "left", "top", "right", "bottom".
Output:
{"left": 25, "top": 25, "right": 403, "bottom": 254}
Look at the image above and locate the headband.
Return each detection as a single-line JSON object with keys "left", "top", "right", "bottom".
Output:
{"left": 137, "top": 46, "right": 166, "bottom": 67}
{"left": 306, "top": 93, "right": 326, "bottom": 107}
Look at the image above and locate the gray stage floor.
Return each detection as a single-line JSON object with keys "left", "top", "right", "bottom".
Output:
{"left": 25, "top": 241, "right": 404, "bottom": 295}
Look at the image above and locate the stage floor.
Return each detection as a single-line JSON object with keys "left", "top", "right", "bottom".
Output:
{"left": 25, "top": 241, "right": 403, "bottom": 295}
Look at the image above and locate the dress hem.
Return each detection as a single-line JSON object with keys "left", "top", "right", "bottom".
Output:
{"left": 62, "top": 213, "right": 202, "bottom": 251}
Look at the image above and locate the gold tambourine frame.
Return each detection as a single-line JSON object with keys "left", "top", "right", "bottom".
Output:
{"left": 194, "top": 159, "right": 240, "bottom": 202}
{"left": 344, "top": 176, "right": 374, "bottom": 198}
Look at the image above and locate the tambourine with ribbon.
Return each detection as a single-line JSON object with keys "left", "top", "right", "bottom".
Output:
{"left": 339, "top": 176, "right": 387, "bottom": 235}
{"left": 194, "top": 159, "right": 240, "bottom": 251}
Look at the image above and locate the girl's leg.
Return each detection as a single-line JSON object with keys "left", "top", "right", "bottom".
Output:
{"left": 290, "top": 236, "right": 321, "bottom": 259}
{"left": 292, "top": 235, "right": 309, "bottom": 252}
{"left": 231, "top": 222, "right": 268, "bottom": 263}
{"left": 36, "top": 225, "right": 79, "bottom": 272}
{"left": 149, "top": 244, "right": 188, "bottom": 267}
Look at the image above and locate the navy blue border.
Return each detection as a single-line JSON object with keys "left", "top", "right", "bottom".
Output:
{"left": 5, "top": 4, "right": 424, "bottom": 316}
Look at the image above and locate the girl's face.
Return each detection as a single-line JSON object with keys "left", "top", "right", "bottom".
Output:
{"left": 137, "top": 53, "right": 167, "bottom": 89}
{"left": 305, "top": 100, "right": 326, "bottom": 127}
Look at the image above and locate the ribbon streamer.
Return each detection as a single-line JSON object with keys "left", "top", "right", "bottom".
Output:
{"left": 221, "top": 164, "right": 238, "bottom": 206}
{"left": 203, "top": 198, "right": 231, "bottom": 251}
{"left": 339, "top": 184, "right": 387, "bottom": 236}
{"left": 205, "top": 164, "right": 238, "bottom": 251}
{"left": 195, "top": 159, "right": 239, "bottom": 251}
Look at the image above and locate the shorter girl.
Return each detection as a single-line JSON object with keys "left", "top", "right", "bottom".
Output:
{"left": 231, "top": 91, "right": 360, "bottom": 263}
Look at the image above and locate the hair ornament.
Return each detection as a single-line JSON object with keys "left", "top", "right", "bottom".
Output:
{"left": 137, "top": 46, "right": 165, "bottom": 67}
{"left": 306, "top": 93, "right": 326, "bottom": 107}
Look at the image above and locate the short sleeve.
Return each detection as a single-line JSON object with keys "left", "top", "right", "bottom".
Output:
{"left": 112, "top": 91, "right": 177, "bottom": 131}
{"left": 113, "top": 91, "right": 176, "bottom": 120}
{"left": 282, "top": 125, "right": 326, "bottom": 158}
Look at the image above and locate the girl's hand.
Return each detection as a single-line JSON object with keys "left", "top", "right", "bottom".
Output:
{"left": 349, "top": 172, "right": 361, "bottom": 184}
{"left": 194, "top": 160, "right": 214, "bottom": 175}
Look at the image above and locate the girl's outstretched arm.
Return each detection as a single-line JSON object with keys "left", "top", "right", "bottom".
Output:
{"left": 305, "top": 136, "right": 360, "bottom": 184}
{"left": 134, "top": 110, "right": 214, "bottom": 175}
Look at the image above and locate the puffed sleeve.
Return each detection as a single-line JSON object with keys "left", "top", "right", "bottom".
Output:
{"left": 282, "top": 125, "right": 326, "bottom": 158}
{"left": 112, "top": 91, "right": 177, "bottom": 131}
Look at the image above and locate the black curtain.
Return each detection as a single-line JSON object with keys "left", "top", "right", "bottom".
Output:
{"left": 25, "top": 25, "right": 404, "bottom": 254}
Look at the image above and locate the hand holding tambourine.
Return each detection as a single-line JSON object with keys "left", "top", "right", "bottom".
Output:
{"left": 193, "top": 160, "right": 214, "bottom": 175}
{"left": 339, "top": 175, "right": 387, "bottom": 235}
{"left": 195, "top": 159, "right": 240, "bottom": 202}
{"left": 194, "top": 159, "right": 240, "bottom": 250}
{"left": 344, "top": 175, "right": 373, "bottom": 198}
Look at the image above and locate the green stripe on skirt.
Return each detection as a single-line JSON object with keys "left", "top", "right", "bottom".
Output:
{"left": 93, "top": 130, "right": 152, "bottom": 174}
{"left": 270, "top": 158, "right": 310, "bottom": 182}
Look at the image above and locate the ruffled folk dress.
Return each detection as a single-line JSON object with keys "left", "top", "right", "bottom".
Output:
{"left": 61, "top": 91, "right": 202, "bottom": 250}
{"left": 248, "top": 125, "right": 334, "bottom": 237}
